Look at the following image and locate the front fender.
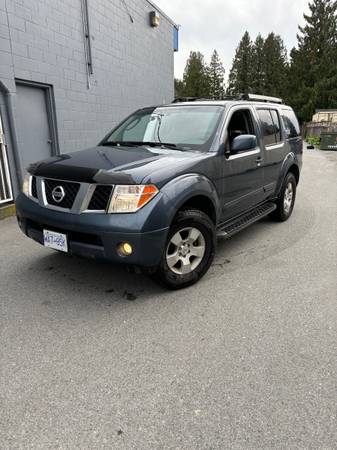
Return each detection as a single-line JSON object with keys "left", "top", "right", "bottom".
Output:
{"left": 149, "top": 173, "right": 220, "bottom": 229}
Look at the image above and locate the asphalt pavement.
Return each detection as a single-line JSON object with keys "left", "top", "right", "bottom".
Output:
{"left": 1, "top": 148, "right": 337, "bottom": 449}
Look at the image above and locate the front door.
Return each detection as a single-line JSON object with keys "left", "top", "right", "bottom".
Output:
{"left": 15, "top": 83, "right": 54, "bottom": 170}
{"left": 221, "top": 107, "right": 265, "bottom": 221}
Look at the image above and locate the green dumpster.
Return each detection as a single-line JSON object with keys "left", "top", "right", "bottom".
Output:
{"left": 320, "top": 132, "right": 337, "bottom": 151}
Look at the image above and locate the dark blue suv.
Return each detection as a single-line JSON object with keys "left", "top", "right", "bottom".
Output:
{"left": 16, "top": 94, "right": 302, "bottom": 289}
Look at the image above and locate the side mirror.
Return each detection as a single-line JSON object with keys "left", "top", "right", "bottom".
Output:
{"left": 231, "top": 135, "right": 257, "bottom": 154}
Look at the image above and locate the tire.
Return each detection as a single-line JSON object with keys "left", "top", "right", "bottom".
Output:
{"left": 152, "top": 209, "right": 216, "bottom": 290}
{"left": 271, "top": 172, "right": 297, "bottom": 222}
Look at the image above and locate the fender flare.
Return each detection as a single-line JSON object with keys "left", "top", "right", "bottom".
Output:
{"left": 142, "top": 174, "right": 221, "bottom": 231}
{"left": 161, "top": 173, "right": 220, "bottom": 225}
{"left": 275, "top": 152, "right": 299, "bottom": 196}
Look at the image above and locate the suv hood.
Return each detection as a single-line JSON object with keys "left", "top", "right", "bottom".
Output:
{"left": 28, "top": 145, "right": 213, "bottom": 187}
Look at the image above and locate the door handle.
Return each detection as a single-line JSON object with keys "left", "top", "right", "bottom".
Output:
{"left": 47, "top": 139, "right": 52, "bottom": 144}
{"left": 256, "top": 156, "right": 263, "bottom": 167}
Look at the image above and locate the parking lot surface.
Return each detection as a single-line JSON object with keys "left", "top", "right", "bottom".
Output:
{"left": 1, "top": 149, "right": 337, "bottom": 449}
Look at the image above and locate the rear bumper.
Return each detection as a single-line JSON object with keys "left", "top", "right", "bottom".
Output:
{"left": 16, "top": 194, "right": 169, "bottom": 267}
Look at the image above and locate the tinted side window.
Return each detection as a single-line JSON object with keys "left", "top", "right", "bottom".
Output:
{"left": 270, "top": 110, "right": 282, "bottom": 143}
{"left": 226, "top": 109, "right": 256, "bottom": 152}
{"left": 282, "top": 109, "right": 301, "bottom": 138}
{"left": 257, "top": 109, "right": 276, "bottom": 146}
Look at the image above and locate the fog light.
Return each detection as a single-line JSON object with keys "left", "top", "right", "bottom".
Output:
{"left": 118, "top": 242, "right": 133, "bottom": 257}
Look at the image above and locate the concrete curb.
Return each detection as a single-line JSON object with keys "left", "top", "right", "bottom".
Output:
{"left": 0, "top": 204, "right": 16, "bottom": 220}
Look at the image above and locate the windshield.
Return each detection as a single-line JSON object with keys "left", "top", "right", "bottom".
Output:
{"left": 102, "top": 106, "right": 224, "bottom": 152}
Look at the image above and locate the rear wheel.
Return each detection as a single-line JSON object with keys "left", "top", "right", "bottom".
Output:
{"left": 152, "top": 209, "right": 216, "bottom": 289}
{"left": 271, "top": 172, "right": 297, "bottom": 222}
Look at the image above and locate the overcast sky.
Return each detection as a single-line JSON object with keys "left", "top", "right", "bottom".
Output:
{"left": 154, "top": 0, "right": 310, "bottom": 79}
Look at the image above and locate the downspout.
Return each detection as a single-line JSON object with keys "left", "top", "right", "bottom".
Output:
{"left": 80, "top": 0, "right": 93, "bottom": 89}
{"left": 0, "top": 81, "right": 23, "bottom": 195}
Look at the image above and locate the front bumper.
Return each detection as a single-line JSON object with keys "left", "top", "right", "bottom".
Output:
{"left": 16, "top": 193, "right": 169, "bottom": 267}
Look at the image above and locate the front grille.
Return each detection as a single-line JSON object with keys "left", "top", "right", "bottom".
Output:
{"left": 31, "top": 176, "right": 38, "bottom": 198}
{"left": 88, "top": 185, "right": 113, "bottom": 211}
{"left": 44, "top": 178, "right": 80, "bottom": 209}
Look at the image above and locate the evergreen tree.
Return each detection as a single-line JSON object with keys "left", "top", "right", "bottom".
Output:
{"left": 227, "top": 31, "right": 253, "bottom": 95}
{"left": 251, "top": 34, "right": 265, "bottom": 94}
{"left": 287, "top": 0, "right": 337, "bottom": 121}
{"left": 174, "top": 78, "right": 185, "bottom": 98}
{"left": 262, "top": 33, "right": 288, "bottom": 98}
{"left": 183, "top": 51, "right": 210, "bottom": 98}
{"left": 208, "top": 50, "right": 225, "bottom": 99}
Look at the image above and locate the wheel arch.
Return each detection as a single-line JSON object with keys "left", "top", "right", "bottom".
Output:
{"left": 287, "top": 164, "right": 300, "bottom": 185}
{"left": 275, "top": 154, "right": 300, "bottom": 196}
{"left": 160, "top": 174, "right": 220, "bottom": 228}
{"left": 176, "top": 194, "right": 217, "bottom": 224}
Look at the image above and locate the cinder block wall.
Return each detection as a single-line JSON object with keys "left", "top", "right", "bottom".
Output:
{"left": 0, "top": 0, "right": 174, "bottom": 155}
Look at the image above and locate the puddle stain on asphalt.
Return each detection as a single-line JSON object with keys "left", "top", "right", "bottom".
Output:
{"left": 41, "top": 300, "right": 52, "bottom": 306}
{"left": 123, "top": 291, "right": 137, "bottom": 301}
{"left": 37, "top": 261, "right": 144, "bottom": 304}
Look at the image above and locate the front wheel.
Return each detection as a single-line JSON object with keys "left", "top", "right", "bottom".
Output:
{"left": 152, "top": 209, "right": 216, "bottom": 289}
{"left": 271, "top": 172, "right": 297, "bottom": 222}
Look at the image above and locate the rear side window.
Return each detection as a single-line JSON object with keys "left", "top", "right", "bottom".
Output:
{"left": 282, "top": 109, "right": 301, "bottom": 138}
{"left": 257, "top": 109, "right": 278, "bottom": 146}
{"left": 270, "top": 110, "right": 282, "bottom": 142}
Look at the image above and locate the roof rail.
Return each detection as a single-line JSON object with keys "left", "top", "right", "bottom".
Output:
{"left": 172, "top": 97, "right": 210, "bottom": 103}
{"left": 240, "top": 94, "right": 284, "bottom": 104}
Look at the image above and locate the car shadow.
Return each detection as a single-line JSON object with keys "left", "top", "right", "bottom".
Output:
{"left": 23, "top": 251, "right": 166, "bottom": 307}
{"left": 19, "top": 208, "right": 310, "bottom": 307}
{"left": 22, "top": 217, "right": 273, "bottom": 302}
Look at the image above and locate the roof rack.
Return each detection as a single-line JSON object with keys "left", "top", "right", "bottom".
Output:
{"left": 240, "top": 93, "right": 284, "bottom": 104}
{"left": 171, "top": 94, "right": 284, "bottom": 104}
{"left": 172, "top": 97, "right": 210, "bottom": 103}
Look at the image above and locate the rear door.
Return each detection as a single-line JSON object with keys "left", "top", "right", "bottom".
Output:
{"left": 255, "top": 108, "right": 287, "bottom": 197}
{"left": 281, "top": 108, "right": 302, "bottom": 159}
{"left": 221, "top": 106, "right": 266, "bottom": 221}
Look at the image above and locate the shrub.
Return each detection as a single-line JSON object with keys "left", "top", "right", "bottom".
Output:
{"left": 307, "top": 135, "right": 321, "bottom": 146}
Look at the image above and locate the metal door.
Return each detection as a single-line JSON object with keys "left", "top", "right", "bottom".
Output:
{"left": 15, "top": 83, "right": 54, "bottom": 170}
{"left": 0, "top": 113, "right": 13, "bottom": 204}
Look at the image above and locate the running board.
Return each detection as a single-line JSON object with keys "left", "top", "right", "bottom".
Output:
{"left": 216, "top": 202, "right": 276, "bottom": 239}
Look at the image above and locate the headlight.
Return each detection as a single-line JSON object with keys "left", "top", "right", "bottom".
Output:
{"left": 22, "top": 172, "right": 31, "bottom": 196}
{"left": 108, "top": 185, "right": 159, "bottom": 213}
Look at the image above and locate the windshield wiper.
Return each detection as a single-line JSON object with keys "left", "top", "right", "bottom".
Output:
{"left": 101, "top": 141, "right": 184, "bottom": 151}
{"left": 101, "top": 141, "right": 139, "bottom": 147}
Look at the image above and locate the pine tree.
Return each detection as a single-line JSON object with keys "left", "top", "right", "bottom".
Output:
{"left": 262, "top": 33, "right": 288, "bottom": 98}
{"left": 183, "top": 51, "right": 210, "bottom": 98}
{"left": 227, "top": 31, "right": 253, "bottom": 95}
{"left": 287, "top": 0, "right": 337, "bottom": 121}
{"left": 174, "top": 78, "right": 185, "bottom": 98}
{"left": 251, "top": 34, "right": 265, "bottom": 94}
{"left": 208, "top": 50, "right": 225, "bottom": 99}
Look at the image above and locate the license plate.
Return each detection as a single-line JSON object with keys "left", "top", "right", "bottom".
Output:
{"left": 43, "top": 229, "right": 68, "bottom": 253}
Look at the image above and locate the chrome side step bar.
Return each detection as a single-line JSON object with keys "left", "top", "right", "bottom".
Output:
{"left": 216, "top": 202, "right": 276, "bottom": 239}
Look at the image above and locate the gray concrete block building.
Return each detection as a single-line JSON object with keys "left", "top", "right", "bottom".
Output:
{"left": 0, "top": 0, "right": 177, "bottom": 207}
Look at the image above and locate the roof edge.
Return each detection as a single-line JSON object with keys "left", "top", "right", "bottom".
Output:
{"left": 145, "top": 0, "right": 178, "bottom": 27}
